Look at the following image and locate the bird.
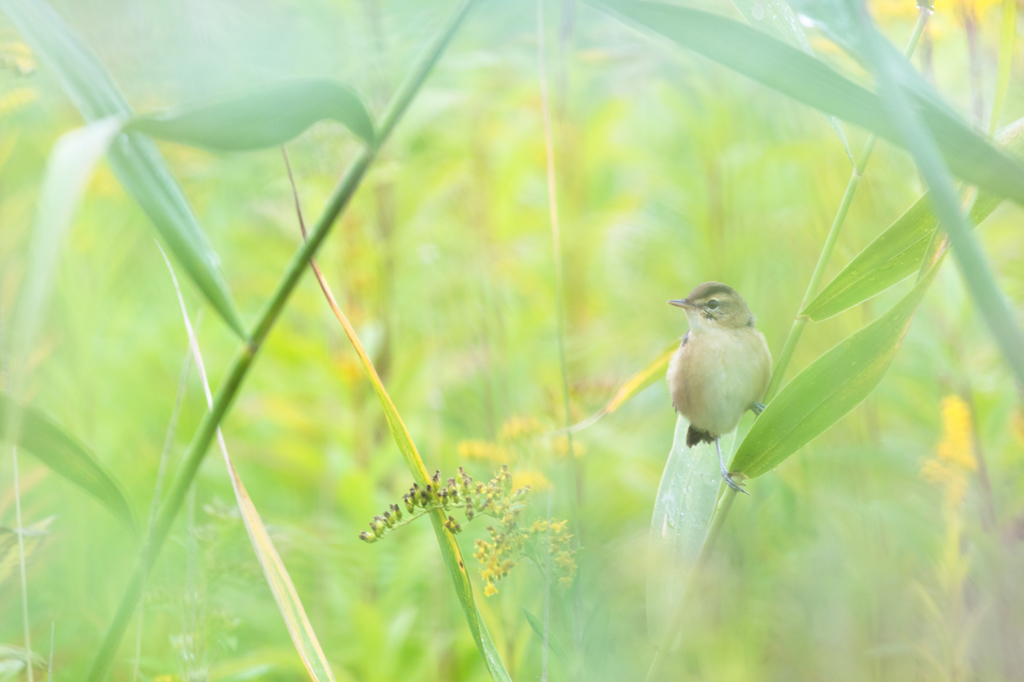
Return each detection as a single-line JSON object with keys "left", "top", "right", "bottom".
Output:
{"left": 666, "top": 281, "right": 772, "bottom": 493}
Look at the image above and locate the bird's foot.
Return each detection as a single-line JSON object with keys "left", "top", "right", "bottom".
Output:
{"left": 750, "top": 402, "right": 766, "bottom": 416}
{"left": 721, "top": 469, "right": 749, "bottom": 495}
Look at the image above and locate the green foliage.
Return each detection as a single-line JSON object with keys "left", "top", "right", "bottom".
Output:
{"left": 0, "top": 395, "right": 135, "bottom": 536}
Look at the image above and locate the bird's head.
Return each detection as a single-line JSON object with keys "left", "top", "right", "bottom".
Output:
{"left": 669, "top": 281, "right": 755, "bottom": 331}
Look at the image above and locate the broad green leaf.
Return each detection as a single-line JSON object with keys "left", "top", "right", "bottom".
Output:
{"left": 588, "top": 0, "right": 1024, "bottom": 209}
{"left": 647, "top": 416, "right": 729, "bottom": 641}
{"left": 730, "top": 0, "right": 853, "bottom": 164}
{"left": 128, "top": 79, "right": 375, "bottom": 150}
{"left": 802, "top": 117, "right": 1024, "bottom": 321}
{"left": 0, "top": 395, "right": 137, "bottom": 537}
{"left": 521, "top": 605, "right": 569, "bottom": 663}
{"left": 0, "top": 0, "right": 247, "bottom": 339}
{"left": 162, "top": 249, "right": 338, "bottom": 682}
{"left": 732, "top": 263, "right": 938, "bottom": 478}
{"left": 306, "top": 252, "right": 512, "bottom": 682}
{"left": 0, "top": 517, "right": 53, "bottom": 584}
{"left": 859, "top": 12, "right": 1024, "bottom": 387}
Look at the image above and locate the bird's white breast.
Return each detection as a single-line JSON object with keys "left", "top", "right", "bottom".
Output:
{"left": 667, "top": 326, "right": 771, "bottom": 437}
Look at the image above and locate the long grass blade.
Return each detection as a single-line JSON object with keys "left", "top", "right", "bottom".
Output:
{"left": 129, "top": 79, "right": 375, "bottom": 150}
{"left": 285, "top": 157, "right": 512, "bottom": 682}
{"left": 0, "top": 394, "right": 137, "bottom": 536}
{"left": 587, "top": 0, "right": 1024, "bottom": 208}
{"left": 160, "top": 247, "right": 338, "bottom": 682}
{"left": 0, "top": 0, "right": 248, "bottom": 338}
{"left": 729, "top": 0, "right": 852, "bottom": 163}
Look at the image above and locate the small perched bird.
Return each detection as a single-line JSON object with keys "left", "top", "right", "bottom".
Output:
{"left": 667, "top": 282, "right": 772, "bottom": 493}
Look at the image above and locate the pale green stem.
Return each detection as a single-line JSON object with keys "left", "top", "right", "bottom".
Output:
{"left": 14, "top": 445, "right": 34, "bottom": 682}
{"left": 84, "top": 3, "right": 476, "bottom": 679}
{"left": 764, "top": 8, "right": 929, "bottom": 403}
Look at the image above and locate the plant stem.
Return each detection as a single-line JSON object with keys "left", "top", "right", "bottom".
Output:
{"left": 763, "top": 8, "right": 929, "bottom": 403}
{"left": 85, "top": 3, "right": 475, "bottom": 678}
{"left": 13, "top": 445, "right": 34, "bottom": 682}
{"left": 645, "top": 487, "right": 739, "bottom": 682}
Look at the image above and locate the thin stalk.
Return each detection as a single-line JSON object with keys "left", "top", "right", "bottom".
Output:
{"left": 132, "top": 342, "right": 195, "bottom": 682}
{"left": 14, "top": 445, "right": 34, "bottom": 682}
{"left": 538, "top": 0, "right": 583, "bottom": 668}
{"left": 645, "top": 488, "right": 739, "bottom": 682}
{"left": 763, "top": 8, "right": 929, "bottom": 403}
{"left": 47, "top": 621, "right": 53, "bottom": 682}
{"left": 85, "top": 3, "right": 475, "bottom": 678}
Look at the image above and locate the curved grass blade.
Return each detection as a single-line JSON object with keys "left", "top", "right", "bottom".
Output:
{"left": 9, "top": 118, "right": 121, "bottom": 394}
{"left": 287, "top": 166, "right": 512, "bottom": 682}
{"left": 587, "top": 0, "right": 1024, "bottom": 208}
{"left": 129, "top": 79, "right": 375, "bottom": 150}
{"left": 0, "top": 0, "right": 247, "bottom": 339}
{"left": 521, "top": 605, "right": 569, "bottom": 663}
{"left": 730, "top": 0, "right": 852, "bottom": 163}
{"left": 567, "top": 340, "right": 678, "bottom": 433}
{"left": 647, "top": 417, "right": 729, "bottom": 642}
{"left": 732, "top": 263, "right": 939, "bottom": 479}
{"left": 161, "top": 248, "right": 338, "bottom": 682}
{"left": 803, "top": 121, "right": 1024, "bottom": 322}
{"left": 0, "top": 395, "right": 137, "bottom": 537}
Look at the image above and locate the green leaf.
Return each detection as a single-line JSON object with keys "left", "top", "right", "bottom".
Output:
{"left": 9, "top": 118, "right": 121, "bottom": 393}
{"left": 729, "top": 0, "right": 853, "bottom": 164}
{"left": 588, "top": 0, "right": 1024, "bottom": 209}
{"left": 859, "top": 10, "right": 1024, "bottom": 387}
{"left": 128, "top": 78, "right": 375, "bottom": 150}
{"left": 802, "top": 117, "right": 1024, "bottom": 321}
{"left": 521, "top": 605, "right": 569, "bottom": 663}
{"left": 0, "top": 0, "right": 248, "bottom": 339}
{"left": 647, "top": 416, "right": 727, "bottom": 641}
{"left": 0, "top": 394, "right": 137, "bottom": 537}
{"left": 732, "top": 264, "right": 939, "bottom": 479}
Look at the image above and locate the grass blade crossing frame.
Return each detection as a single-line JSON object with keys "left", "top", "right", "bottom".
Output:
{"left": 84, "top": 1, "right": 478, "bottom": 678}
{"left": 285, "top": 151, "right": 512, "bottom": 682}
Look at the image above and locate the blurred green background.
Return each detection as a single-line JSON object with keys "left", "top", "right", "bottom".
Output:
{"left": 2, "top": 0, "right": 1024, "bottom": 679}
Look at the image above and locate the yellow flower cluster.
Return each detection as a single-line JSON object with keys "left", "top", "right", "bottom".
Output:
{"left": 530, "top": 519, "right": 577, "bottom": 588}
{"left": 921, "top": 395, "right": 976, "bottom": 507}
{"left": 458, "top": 439, "right": 508, "bottom": 463}
{"left": 499, "top": 414, "right": 545, "bottom": 441}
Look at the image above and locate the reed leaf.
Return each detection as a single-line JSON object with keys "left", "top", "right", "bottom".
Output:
{"left": 0, "top": 395, "right": 137, "bottom": 537}
{"left": 0, "top": 517, "right": 53, "bottom": 584}
{"left": 0, "top": 0, "right": 247, "bottom": 338}
{"left": 588, "top": 0, "right": 1024, "bottom": 209}
{"left": 804, "top": 116, "right": 1024, "bottom": 321}
{"left": 129, "top": 79, "right": 375, "bottom": 150}
{"left": 732, "top": 263, "right": 938, "bottom": 479}
{"left": 647, "top": 416, "right": 728, "bottom": 641}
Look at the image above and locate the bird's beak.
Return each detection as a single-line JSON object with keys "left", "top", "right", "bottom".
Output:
{"left": 669, "top": 299, "right": 697, "bottom": 310}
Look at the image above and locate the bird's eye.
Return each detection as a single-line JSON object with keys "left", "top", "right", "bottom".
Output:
{"left": 706, "top": 299, "right": 720, "bottom": 310}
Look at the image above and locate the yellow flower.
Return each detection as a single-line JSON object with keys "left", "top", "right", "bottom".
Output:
{"left": 513, "top": 470, "right": 550, "bottom": 492}
{"left": 499, "top": 415, "right": 544, "bottom": 441}
{"left": 458, "top": 439, "right": 508, "bottom": 463}
{"left": 484, "top": 582, "right": 498, "bottom": 597}
{"left": 921, "top": 395, "right": 977, "bottom": 508}
{"left": 936, "top": 396, "right": 976, "bottom": 471}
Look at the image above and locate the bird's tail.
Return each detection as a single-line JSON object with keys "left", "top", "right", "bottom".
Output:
{"left": 686, "top": 425, "right": 715, "bottom": 448}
